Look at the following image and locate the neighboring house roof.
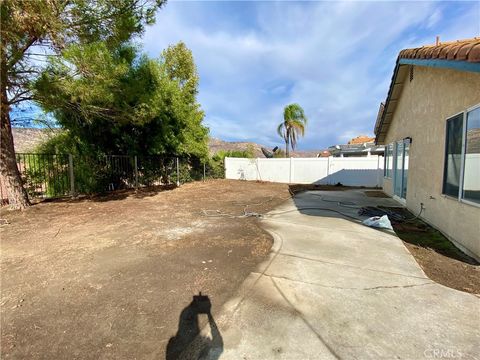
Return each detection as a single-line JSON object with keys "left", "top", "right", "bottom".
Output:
{"left": 328, "top": 142, "right": 384, "bottom": 156}
{"left": 375, "top": 38, "right": 480, "bottom": 144}
{"left": 348, "top": 135, "right": 375, "bottom": 145}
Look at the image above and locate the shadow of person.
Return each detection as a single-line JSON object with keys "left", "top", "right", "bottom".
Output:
{"left": 166, "top": 293, "right": 223, "bottom": 360}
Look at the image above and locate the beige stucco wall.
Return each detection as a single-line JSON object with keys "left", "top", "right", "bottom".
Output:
{"left": 382, "top": 65, "right": 480, "bottom": 259}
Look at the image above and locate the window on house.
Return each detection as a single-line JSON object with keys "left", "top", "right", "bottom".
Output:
{"left": 462, "top": 107, "right": 480, "bottom": 204}
{"left": 443, "top": 114, "right": 463, "bottom": 197}
{"left": 384, "top": 143, "right": 393, "bottom": 178}
{"left": 442, "top": 105, "right": 480, "bottom": 205}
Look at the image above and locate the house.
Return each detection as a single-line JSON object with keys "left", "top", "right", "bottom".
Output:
{"left": 374, "top": 37, "right": 480, "bottom": 260}
{"left": 328, "top": 136, "right": 384, "bottom": 157}
{"left": 318, "top": 150, "right": 331, "bottom": 157}
{"left": 348, "top": 135, "right": 375, "bottom": 144}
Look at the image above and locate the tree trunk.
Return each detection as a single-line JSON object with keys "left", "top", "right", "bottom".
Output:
{"left": 1, "top": 87, "right": 30, "bottom": 209}
{"left": 285, "top": 130, "right": 290, "bottom": 158}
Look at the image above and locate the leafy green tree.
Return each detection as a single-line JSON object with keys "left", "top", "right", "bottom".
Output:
{"left": 33, "top": 41, "right": 208, "bottom": 195}
{"left": 0, "top": 0, "right": 164, "bottom": 209}
{"left": 277, "top": 103, "right": 308, "bottom": 157}
{"left": 162, "top": 42, "right": 209, "bottom": 159}
{"left": 34, "top": 42, "right": 208, "bottom": 159}
{"left": 209, "top": 146, "right": 254, "bottom": 178}
{"left": 211, "top": 146, "right": 255, "bottom": 162}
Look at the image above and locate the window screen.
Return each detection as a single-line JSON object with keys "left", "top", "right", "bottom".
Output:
{"left": 462, "top": 107, "right": 480, "bottom": 204}
{"left": 443, "top": 114, "right": 463, "bottom": 197}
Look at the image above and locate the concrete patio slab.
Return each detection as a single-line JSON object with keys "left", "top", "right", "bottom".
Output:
{"left": 198, "top": 190, "right": 480, "bottom": 359}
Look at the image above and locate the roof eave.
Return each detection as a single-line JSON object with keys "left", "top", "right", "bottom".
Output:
{"left": 374, "top": 59, "right": 407, "bottom": 145}
{"left": 374, "top": 58, "right": 480, "bottom": 145}
{"left": 398, "top": 58, "right": 480, "bottom": 73}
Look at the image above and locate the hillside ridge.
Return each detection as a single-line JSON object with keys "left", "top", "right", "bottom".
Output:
{"left": 12, "top": 128, "right": 324, "bottom": 158}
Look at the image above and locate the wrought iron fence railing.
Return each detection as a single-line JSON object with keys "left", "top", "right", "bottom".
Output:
{"left": 0, "top": 153, "right": 224, "bottom": 203}
{"left": 15, "top": 153, "right": 71, "bottom": 199}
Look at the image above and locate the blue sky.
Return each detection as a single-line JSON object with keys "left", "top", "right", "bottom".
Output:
{"left": 13, "top": 1, "right": 479, "bottom": 150}
{"left": 141, "top": 0, "right": 480, "bottom": 149}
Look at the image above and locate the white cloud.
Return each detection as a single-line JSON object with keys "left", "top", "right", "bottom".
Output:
{"left": 142, "top": 1, "right": 479, "bottom": 149}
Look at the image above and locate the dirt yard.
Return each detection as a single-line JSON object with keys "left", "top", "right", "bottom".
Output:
{"left": 394, "top": 220, "right": 480, "bottom": 295}
{"left": 366, "top": 205, "right": 480, "bottom": 295}
{"left": 0, "top": 180, "right": 290, "bottom": 359}
{"left": 2, "top": 181, "right": 478, "bottom": 359}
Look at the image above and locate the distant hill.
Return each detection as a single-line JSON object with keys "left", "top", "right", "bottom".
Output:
{"left": 208, "top": 138, "right": 265, "bottom": 157}
{"left": 11, "top": 128, "right": 324, "bottom": 158}
{"left": 12, "top": 128, "right": 60, "bottom": 153}
{"left": 209, "top": 138, "right": 324, "bottom": 158}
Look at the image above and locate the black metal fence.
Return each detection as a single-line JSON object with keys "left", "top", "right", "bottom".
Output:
{"left": 16, "top": 153, "right": 71, "bottom": 199}
{"left": 0, "top": 153, "right": 223, "bottom": 202}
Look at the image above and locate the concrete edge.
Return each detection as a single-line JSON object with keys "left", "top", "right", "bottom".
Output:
{"left": 212, "top": 224, "right": 284, "bottom": 329}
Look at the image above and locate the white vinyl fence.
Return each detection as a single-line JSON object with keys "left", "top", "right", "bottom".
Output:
{"left": 225, "top": 156, "right": 384, "bottom": 187}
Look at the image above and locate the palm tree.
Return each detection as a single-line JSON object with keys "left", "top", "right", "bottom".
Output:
{"left": 277, "top": 103, "right": 307, "bottom": 157}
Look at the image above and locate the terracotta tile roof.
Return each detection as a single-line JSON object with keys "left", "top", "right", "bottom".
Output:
{"left": 399, "top": 37, "right": 480, "bottom": 63}
{"left": 374, "top": 37, "right": 480, "bottom": 144}
{"left": 348, "top": 135, "right": 375, "bottom": 145}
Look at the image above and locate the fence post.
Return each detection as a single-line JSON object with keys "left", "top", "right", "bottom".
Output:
{"left": 289, "top": 157, "right": 293, "bottom": 183}
{"left": 134, "top": 155, "right": 139, "bottom": 189}
{"left": 176, "top": 157, "right": 180, "bottom": 186}
{"left": 68, "top": 154, "right": 75, "bottom": 197}
{"left": 203, "top": 162, "right": 206, "bottom": 181}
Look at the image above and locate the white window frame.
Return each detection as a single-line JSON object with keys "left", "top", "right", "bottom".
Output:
{"left": 443, "top": 103, "right": 480, "bottom": 208}
{"left": 383, "top": 143, "right": 393, "bottom": 179}
{"left": 392, "top": 138, "right": 410, "bottom": 202}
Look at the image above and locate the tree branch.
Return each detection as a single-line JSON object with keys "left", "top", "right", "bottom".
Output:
{"left": 7, "top": 36, "right": 38, "bottom": 69}
{"left": 9, "top": 96, "right": 34, "bottom": 106}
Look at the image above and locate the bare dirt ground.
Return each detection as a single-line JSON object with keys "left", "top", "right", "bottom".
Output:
{"left": 2, "top": 181, "right": 478, "bottom": 359}
{"left": 376, "top": 206, "right": 479, "bottom": 295}
{"left": 0, "top": 180, "right": 290, "bottom": 359}
{"left": 403, "top": 243, "right": 480, "bottom": 294}
{"left": 289, "top": 183, "right": 355, "bottom": 194}
{"left": 393, "top": 220, "right": 480, "bottom": 295}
